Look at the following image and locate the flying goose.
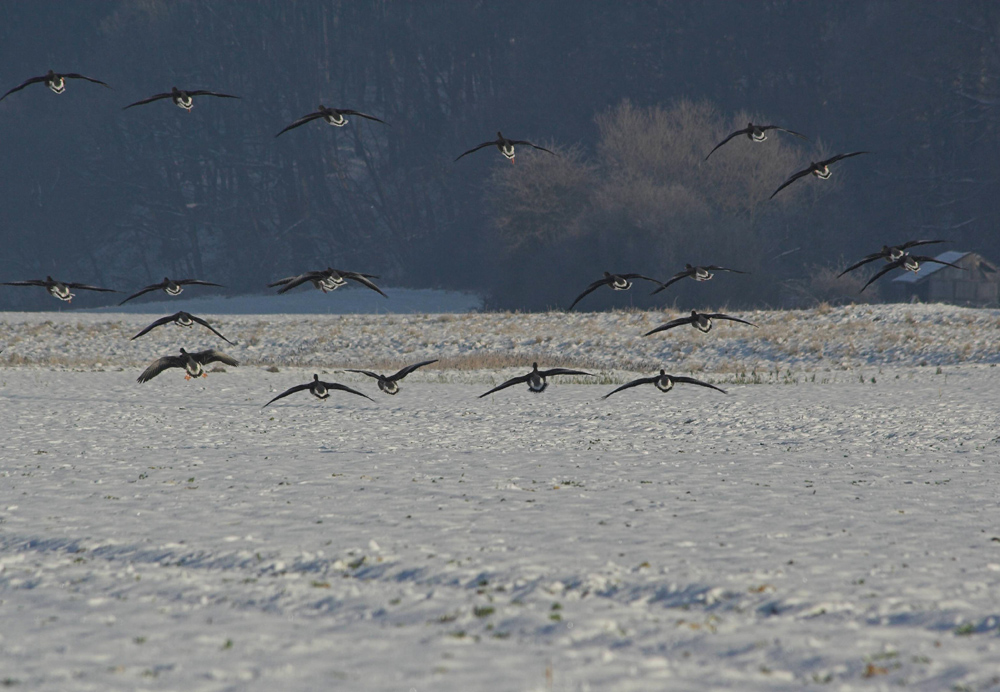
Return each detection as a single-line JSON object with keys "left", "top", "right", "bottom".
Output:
{"left": 123, "top": 87, "right": 239, "bottom": 111}
{"left": 120, "top": 277, "right": 224, "bottom": 305}
{"left": 602, "top": 370, "right": 727, "bottom": 399}
{"left": 860, "top": 253, "right": 964, "bottom": 293}
{"left": 644, "top": 310, "right": 757, "bottom": 337}
{"left": 478, "top": 362, "right": 593, "bottom": 398}
{"left": 130, "top": 311, "right": 234, "bottom": 344}
{"left": 1, "top": 70, "right": 110, "bottom": 102}
{"left": 345, "top": 359, "right": 439, "bottom": 395}
{"left": 267, "top": 268, "right": 387, "bottom": 298}
{"left": 568, "top": 272, "right": 663, "bottom": 311}
{"left": 837, "top": 240, "right": 946, "bottom": 278}
{"left": 263, "top": 374, "right": 372, "bottom": 408}
{"left": 136, "top": 348, "right": 238, "bottom": 383}
{"left": 0, "top": 276, "right": 117, "bottom": 303}
{"left": 704, "top": 122, "right": 808, "bottom": 160}
{"left": 275, "top": 105, "right": 386, "bottom": 137}
{"left": 650, "top": 264, "right": 747, "bottom": 295}
{"left": 770, "top": 152, "right": 869, "bottom": 199}
{"left": 455, "top": 131, "right": 556, "bottom": 164}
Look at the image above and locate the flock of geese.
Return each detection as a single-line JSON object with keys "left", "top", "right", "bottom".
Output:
{"left": 1, "top": 68, "right": 963, "bottom": 405}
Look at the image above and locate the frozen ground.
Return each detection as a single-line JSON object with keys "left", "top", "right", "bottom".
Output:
{"left": 2, "top": 303, "right": 1000, "bottom": 691}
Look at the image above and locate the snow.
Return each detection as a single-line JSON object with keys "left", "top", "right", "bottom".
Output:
{"left": 2, "top": 301, "right": 999, "bottom": 690}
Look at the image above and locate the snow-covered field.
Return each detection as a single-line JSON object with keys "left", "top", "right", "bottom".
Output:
{"left": 2, "top": 302, "right": 1000, "bottom": 691}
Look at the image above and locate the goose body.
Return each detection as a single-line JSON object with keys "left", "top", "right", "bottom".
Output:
{"left": 650, "top": 264, "right": 747, "bottom": 295}
{"left": 275, "top": 105, "right": 387, "bottom": 137}
{"left": 345, "top": 359, "right": 438, "bottom": 395}
{"left": 120, "top": 277, "right": 224, "bottom": 305}
{"left": 1, "top": 70, "right": 110, "bottom": 102}
{"left": 568, "top": 272, "right": 663, "bottom": 310}
{"left": 704, "top": 122, "right": 808, "bottom": 160}
{"left": 478, "top": 362, "right": 593, "bottom": 398}
{"left": 644, "top": 310, "right": 758, "bottom": 337}
{"left": 267, "top": 268, "right": 386, "bottom": 298}
{"left": 262, "top": 374, "right": 372, "bottom": 408}
{"left": 770, "top": 152, "right": 869, "bottom": 199}
{"left": 455, "top": 131, "right": 556, "bottom": 164}
{"left": 860, "top": 253, "right": 964, "bottom": 293}
{"left": 136, "top": 348, "right": 238, "bottom": 383}
{"left": 1, "top": 276, "right": 117, "bottom": 303}
{"left": 130, "top": 311, "right": 234, "bottom": 344}
{"left": 123, "top": 87, "right": 240, "bottom": 111}
{"left": 602, "top": 369, "right": 727, "bottom": 399}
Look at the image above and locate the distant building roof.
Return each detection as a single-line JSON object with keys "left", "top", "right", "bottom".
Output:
{"left": 892, "top": 251, "right": 970, "bottom": 284}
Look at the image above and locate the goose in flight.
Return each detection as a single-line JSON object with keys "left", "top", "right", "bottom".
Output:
{"left": 770, "top": 152, "right": 869, "bottom": 199}
{"left": 263, "top": 374, "right": 372, "bottom": 408}
{"left": 455, "top": 131, "right": 556, "bottom": 164}
{"left": 120, "top": 277, "right": 224, "bottom": 305}
{"left": 136, "top": 348, "right": 238, "bottom": 383}
{"left": 0, "top": 276, "right": 117, "bottom": 303}
{"left": 478, "top": 362, "right": 593, "bottom": 398}
{"left": 267, "top": 268, "right": 387, "bottom": 298}
{"left": 650, "top": 264, "right": 747, "bottom": 295}
{"left": 644, "top": 310, "right": 757, "bottom": 337}
{"left": 123, "top": 87, "right": 239, "bottom": 111}
{"left": 345, "top": 359, "right": 438, "bottom": 395}
{"left": 704, "top": 122, "right": 808, "bottom": 160}
{"left": 860, "top": 253, "right": 964, "bottom": 293}
{"left": 275, "top": 105, "right": 386, "bottom": 137}
{"left": 568, "top": 272, "right": 663, "bottom": 310}
{"left": 1, "top": 70, "right": 110, "bottom": 102}
{"left": 130, "top": 311, "right": 234, "bottom": 345}
{"left": 602, "top": 369, "right": 727, "bottom": 399}
{"left": 837, "top": 240, "right": 946, "bottom": 278}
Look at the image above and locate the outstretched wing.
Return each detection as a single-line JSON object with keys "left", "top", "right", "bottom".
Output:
{"left": 621, "top": 274, "right": 663, "bottom": 284}
{"left": 769, "top": 166, "right": 814, "bottom": 200}
{"left": 343, "top": 272, "right": 388, "bottom": 298}
{"left": 193, "top": 349, "right": 239, "bottom": 368}
{"left": 119, "top": 284, "right": 160, "bottom": 305}
{"left": 911, "top": 256, "right": 965, "bottom": 270}
{"left": 1, "top": 279, "right": 46, "bottom": 287}
{"left": 275, "top": 111, "right": 325, "bottom": 137}
{"left": 389, "top": 359, "right": 438, "bottom": 381}
{"left": 319, "top": 382, "right": 374, "bottom": 401}
{"left": 706, "top": 313, "right": 758, "bottom": 327}
{"left": 178, "top": 279, "right": 224, "bottom": 288}
{"left": 672, "top": 376, "right": 727, "bottom": 394}
{"left": 344, "top": 369, "right": 382, "bottom": 380}
{"left": 821, "top": 151, "right": 869, "bottom": 167}
{"left": 643, "top": 316, "right": 691, "bottom": 336}
{"left": 187, "top": 90, "right": 240, "bottom": 100}
{"left": 567, "top": 278, "right": 609, "bottom": 311}
{"left": 601, "top": 376, "right": 658, "bottom": 399}
{"left": 130, "top": 314, "right": 176, "bottom": 340}
{"left": 188, "top": 315, "right": 235, "bottom": 345}
{"left": 64, "top": 73, "right": 111, "bottom": 88}
{"left": 455, "top": 141, "right": 496, "bottom": 162}
{"left": 340, "top": 109, "right": 387, "bottom": 125}
{"left": 65, "top": 282, "right": 118, "bottom": 292}
{"left": 899, "top": 239, "right": 945, "bottom": 250}
{"left": 837, "top": 252, "right": 885, "bottom": 277}
{"left": 511, "top": 140, "right": 557, "bottom": 156}
{"left": 122, "top": 92, "right": 173, "bottom": 110}
{"left": 649, "top": 270, "right": 691, "bottom": 295}
{"left": 478, "top": 374, "right": 530, "bottom": 398}
{"left": 0, "top": 75, "right": 48, "bottom": 102}
{"left": 860, "top": 262, "right": 901, "bottom": 293}
{"left": 136, "top": 355, "right": 183, "bottom": 383}
{"left": 262, "top": 383, "right": 312, "bottom": 408}
{"left": 538, "top": 368, "right": 593, "bottom": 378}
{"left": 273, "top": 273, "right": 319, "bottom": 294}
{"left": 703, "top": 266, "right": 747, "bottom": 274}
{"left": 764, "top": 125, "right": 809, "bottom": 140}
{"left": 704, "top": 128, "right": 748, "bottom": 160}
